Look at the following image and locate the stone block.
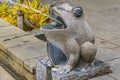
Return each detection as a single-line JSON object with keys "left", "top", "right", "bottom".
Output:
{"left": 0, "top": 50, "right": 34, "bottom": 80}
{"left": 37, "top": 59, "right": 111, "bottom": 80}
{"left": 0, "top": 26, "right": 25, "bottom": 38}
{"left": 7, "top": 42, "right": 47, "bottom": 66}
{"left": 0, "top": 34, "right": 40, "bottom": 51}
{"left": 37, "top": 60, "right": 51, "bottom": 80}
{"left": 90, "top": 75, "right": 115, "bottom": 80}
{"left": 24, "top": 58, "right": 38, "bottom": 73}
{"left": 109, "top": 73, "right": 120, "bottom": 80}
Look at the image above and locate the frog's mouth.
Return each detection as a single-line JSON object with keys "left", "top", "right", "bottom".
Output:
{"left": 41, "top": 10, "right": 67, "bottom": 30}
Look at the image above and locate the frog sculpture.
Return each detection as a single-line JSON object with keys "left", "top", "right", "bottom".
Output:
{"left": 40, "top": 3, "right": 97, "bottom": 74}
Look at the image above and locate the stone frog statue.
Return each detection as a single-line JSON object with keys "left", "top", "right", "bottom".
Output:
{"left": 40, "top": 3, "right": 97, "bottom": 74}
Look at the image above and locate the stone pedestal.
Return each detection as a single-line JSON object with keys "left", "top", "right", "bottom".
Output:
{"left": 36, "top": 58, "right": 111, "bottom": 80}
{"left": 36, "top": 61, "right": 52, "bottom": 80}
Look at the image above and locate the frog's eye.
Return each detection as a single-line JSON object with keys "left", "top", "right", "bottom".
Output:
{"left": 72, "top": 6, "right": 83, "bottom": 18}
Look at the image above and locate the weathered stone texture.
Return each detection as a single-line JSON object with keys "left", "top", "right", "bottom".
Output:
{"left": 107, "top": 58, "right": 120, "bottom": 80}
{"left": 37, "top": 59, "right": 111, "bottom": 80}
{"left": 0, "top": 26, "right": 25, "bottom": 37}
{"left": 0, "top": 19, "right": 47, "bottom": 80}
{"left": 90, "top": 75, "right": 115, "bottom": 80}
{"left": 96, "top": 48, "right": 120, "bottom": 62}
{"left": 0, "top": 66, "right": 15, "bottom": 80}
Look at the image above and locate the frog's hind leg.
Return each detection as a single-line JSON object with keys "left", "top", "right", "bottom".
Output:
{"left": 81, "top": 41, "right": 97, "bottom": 68}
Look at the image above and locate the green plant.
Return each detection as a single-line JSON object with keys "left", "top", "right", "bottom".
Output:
{"left": 0, "top": 2, "right": 10, "bottom": 18}
{"left": 0, "top": 0, "right": 51, "bottom": 31}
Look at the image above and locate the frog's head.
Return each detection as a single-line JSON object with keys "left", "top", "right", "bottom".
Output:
{"left": 41, "top": 3, "right": 84, "bottom": 31}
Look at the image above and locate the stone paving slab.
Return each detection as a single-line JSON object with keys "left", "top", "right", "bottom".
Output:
{"left": 110, "top": 38, "right": 120, "bottom": 47}
{"left": 107, "top": 58, "right": 120, "bottom": 73}
{"left": 0, "top": 34, "right": 41, "bottom": 51}
{"left": 0, "top": 26, "right": 25, "bottom": 37}
{"left": 109, "top": 73, "right": 120, "bottom": 80}
{"left": 111, "top": 47, "right": 120, "bottom": 53}
{"left": 0, "top": 65, "right": 15, "bottom": 80}
{"left": 0, "top": 50, "right": 35, "bottom": 80}
{"left": 0, "top": 33, "right": 27, "bottom": 51}
{"left": 7, "top": 42, "right": 47, "bottom": 66}
{"left": 95, "top": 37, "right": 117, "bottom": 49}
{"left": 89, "top": 75, "right": 115, "bottom": 80}
{"left": 94, "top": 31, "right": 120, "bottom": 47}
{"left": 0, "top": 19, "right": 12, "bottom": 27}
{"left": 96, "top": 48, "right": 120, "bottom": 62}
{"left": 106, "top": 58, "right": 120, "bottom": 80}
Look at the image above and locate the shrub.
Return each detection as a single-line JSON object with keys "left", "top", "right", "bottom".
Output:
{"left": 0, "top": 0, "right": 51, "bottom": 31}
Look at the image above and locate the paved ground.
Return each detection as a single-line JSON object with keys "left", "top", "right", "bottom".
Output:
{"left": 0, "top": 0, "right": 120, "bottom": 80}
{"left": 71, "top": 0, "right": 120, "bottom": 80}
{"left": 0, "top": 65, "right": 15, "bottom": 80}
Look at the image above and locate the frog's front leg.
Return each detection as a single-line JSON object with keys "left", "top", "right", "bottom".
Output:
{"left": 52, "top": 39, "right": 80, "bottom": 74}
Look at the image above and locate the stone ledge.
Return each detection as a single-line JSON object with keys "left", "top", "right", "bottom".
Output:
{"left": 24, "top": 58, "right": 39, "bottom": 73}
{"left": 0, "top": 35, "right": 41, "bottom": 50}
{"left": 0, "top": 50, "right": 33, "bottom": 80}
{"left": 7, "top": 42, "right": 47, "bottom": 71}
{"left": 90, "top": 75, "right": 115, "bottom": 80}
{"left": 37, "top": 59, "right": 111, "bottom": 80}
{"left": 0, "top": 26, "right": 25, "bottom": 37}
{"left": 0, "top": 19, "right": 47, "bottom": 80}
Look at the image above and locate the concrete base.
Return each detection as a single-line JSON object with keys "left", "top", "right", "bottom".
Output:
{"left": 36, "top": 59, "right": 111, "bottom": 80}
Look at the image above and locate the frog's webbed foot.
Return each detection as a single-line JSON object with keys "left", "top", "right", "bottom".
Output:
{"left": 52, "top": 65, "right": 73, "bottom": 74}
{"left": 41, "top": 57, "right": 53, "bottom": 67}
